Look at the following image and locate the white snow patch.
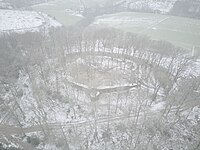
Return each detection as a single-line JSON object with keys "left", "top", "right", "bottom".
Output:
{"left": 0, "top": 9, "right": 61, "bottom": 33}
{"left": 124, "top": 0, "right": 177, "bottom": 14}
{"left": 151, "top": 101, "right": 165, "bottom": 112}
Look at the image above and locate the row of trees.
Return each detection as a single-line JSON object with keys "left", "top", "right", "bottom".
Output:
{"left": 0, "top": 27, "right": 199, "bottom": 149}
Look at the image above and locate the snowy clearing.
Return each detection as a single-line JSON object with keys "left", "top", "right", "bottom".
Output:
{"left": 0, "top": 9, "right": 61, "bottom": 33}
{"left": 123, "top": 0, "right": 177, "bottom": 14}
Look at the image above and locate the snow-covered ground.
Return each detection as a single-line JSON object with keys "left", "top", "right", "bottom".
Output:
{"left": 1, "top": 43, "right": 199, "bottom": 149}
{"left": 122, "top": 0, "right": 177, "bottom": 14}
{"left": 0, "top": 9, "right": 61, "bottom": 33}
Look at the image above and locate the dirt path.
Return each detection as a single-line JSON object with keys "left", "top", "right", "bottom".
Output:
{"left": 0, "top": 112, "right": 138, "bottom": 149}
{"left": 0, "top": 112, "right": 138, "bottom": 136}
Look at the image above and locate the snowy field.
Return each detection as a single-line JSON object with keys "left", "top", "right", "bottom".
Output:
{"left": 0, "top": 9, "right": 61, "bottom": 33}
{"left": 92, "top": 12, "right": 200, "bottom": 51}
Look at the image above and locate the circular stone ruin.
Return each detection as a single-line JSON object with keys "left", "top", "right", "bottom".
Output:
{"left": 63, "top": 51, "right": 151, "bottom": 104}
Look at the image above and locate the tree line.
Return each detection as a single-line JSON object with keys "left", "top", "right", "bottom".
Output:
{"left": 0, "top": 27, "right": 199, "bottom": 149}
